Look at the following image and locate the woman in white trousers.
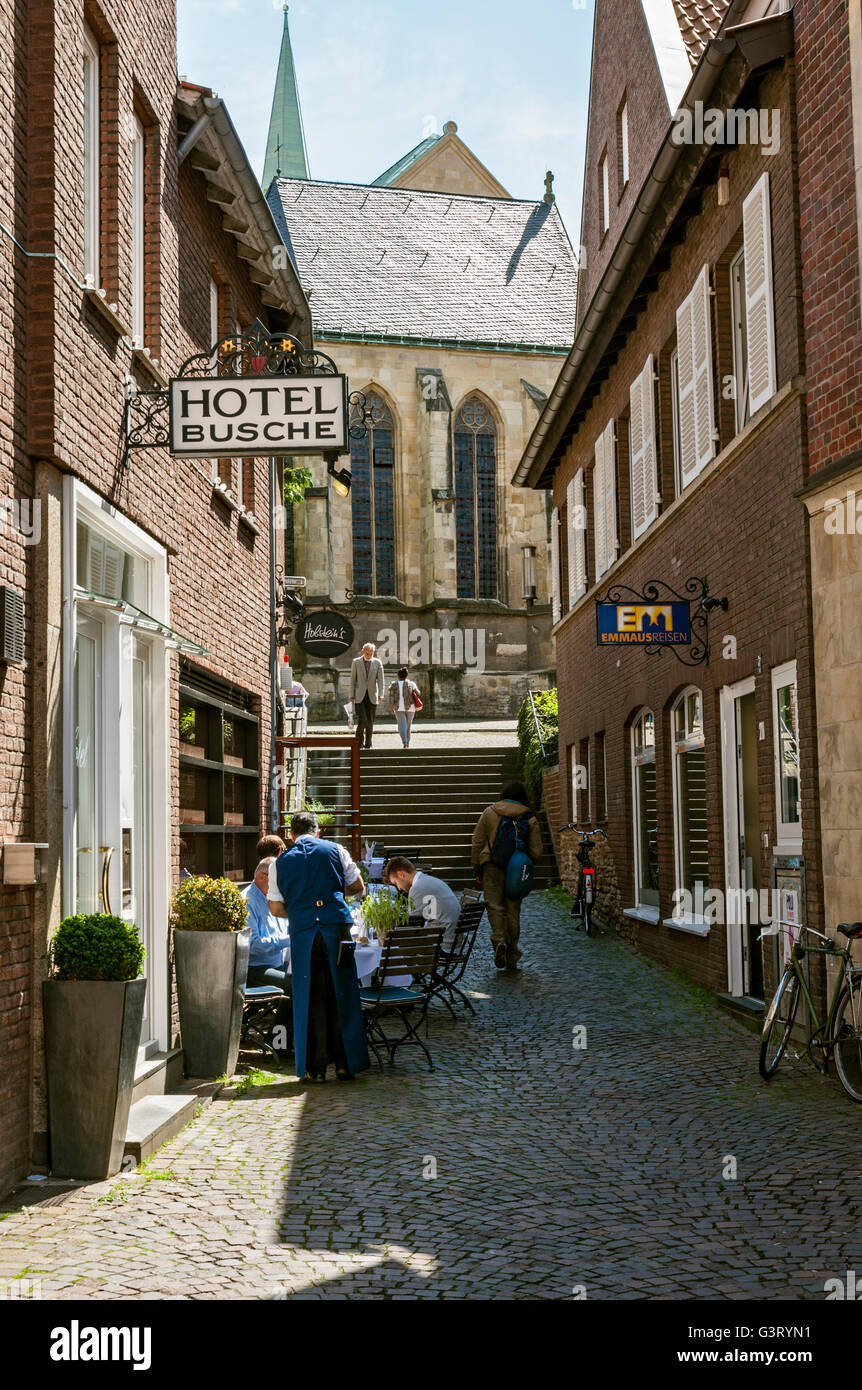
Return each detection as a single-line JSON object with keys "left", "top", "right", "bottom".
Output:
{"left": 388, "top": 666, "right": 420, "bottom": 748}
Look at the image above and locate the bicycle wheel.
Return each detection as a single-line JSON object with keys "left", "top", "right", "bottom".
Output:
{"left": 833, "top": 976, "right": 862, "bottom": 1102}
{"left": 759, "top": 968, "right": 801, "bottom": 1079}
{"left": 584, "top": 900, "right": 593, "bottom": 937}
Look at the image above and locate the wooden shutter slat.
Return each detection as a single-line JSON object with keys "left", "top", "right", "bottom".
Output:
{"left": 743, "top": 172, "right": 776, "bottom": 416}
{"left": 550, "top": 506, "right": 561, "bottom": 624}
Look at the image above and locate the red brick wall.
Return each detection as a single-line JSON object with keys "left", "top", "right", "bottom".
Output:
{"left": 795, "top": 0, "right": 862, "bottom": 473}
{"left": 0, "top": 0, "right": 288, "bottom": 1193}
{"left": 549, "top": 63, "right": 821, "bottom": 994}
{"left": 576, "top": 0, "right": 678, "bottom": 327}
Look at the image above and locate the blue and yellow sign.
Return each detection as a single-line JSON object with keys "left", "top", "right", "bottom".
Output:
{"left": 596, "top": 602, "right": 691, "bottom": 646}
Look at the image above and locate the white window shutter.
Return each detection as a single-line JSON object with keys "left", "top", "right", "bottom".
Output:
{"left": 743, "top": 172, "right": 776, "bottom": 416}
{"left": 550, "top": 506, "right": 561, "bottom": 624}
{"left": 692, "top": 264, "right": 715, "bottom": 473}
{"left": 676, "top": 288, "right": 698, "bottom": 486}
{"left": 631, "top": 354, "right": 659, "bottom": 541}
{"left": 568, "top": 468, "right": 586, "bottom": 603}
{"left": 593, "top": 432, "right": 607, "bottom": 580}
{"left": 602, "top": 419, "right": 617, "bottom": 570}
{"left": 676, "top": 266, "right": 714, "bottom": 487}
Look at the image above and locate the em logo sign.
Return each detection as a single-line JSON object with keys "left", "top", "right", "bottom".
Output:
{"left": 596, "top": 602, "right": 691, "bottom": 646}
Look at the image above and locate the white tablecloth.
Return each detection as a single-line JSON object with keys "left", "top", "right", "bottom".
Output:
{"left": 282, "top": 940, "right": 409, "bottom": 987}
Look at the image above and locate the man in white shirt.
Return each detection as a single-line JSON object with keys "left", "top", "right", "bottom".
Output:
{"left": 382, "top": 857, "right": 462, "bottom": 952}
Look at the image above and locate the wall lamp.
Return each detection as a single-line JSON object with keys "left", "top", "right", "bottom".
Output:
{"left": 700, "top": 594, "right": 728, "bottom": 614}
{"left": 521, "top": 544, "right": 538, "bottom": 610}
{"left": 325, "top": 452, "right": 352, "bottom": 497}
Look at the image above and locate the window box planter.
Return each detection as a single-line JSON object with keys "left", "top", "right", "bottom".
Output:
{"left": 181, "top": 808, "right": 206, "bottom": 825}
{"left": 180, "top": 742, "right": 206, "bottom": 759}
{"left": 223, "top": 754, "right": 243, "bottom": 768}
{"left": 223, "top": 812, "right": 244, "bottom": 827}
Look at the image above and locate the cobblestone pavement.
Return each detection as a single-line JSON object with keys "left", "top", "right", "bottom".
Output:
{"left": 1, "top": 895, "right": 860, "bottom": 1301}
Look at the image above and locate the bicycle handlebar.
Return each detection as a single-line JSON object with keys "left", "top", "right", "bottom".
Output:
{"left": 558, "top": 824, "right": 607, "bottom": 838}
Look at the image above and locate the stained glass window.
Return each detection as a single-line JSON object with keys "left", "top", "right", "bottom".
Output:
{"left": 350, "top": 394, "right": 396, "bottom": 597}
{"left": 453, "top": 396, "right": 498, "bottom": 600}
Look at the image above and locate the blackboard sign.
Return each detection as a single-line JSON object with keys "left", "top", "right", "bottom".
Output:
{"left": 294, "top": 611, "right": 355, "bottom": 657}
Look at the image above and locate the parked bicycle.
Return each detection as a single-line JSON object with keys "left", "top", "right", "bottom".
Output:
{"left": 559, "top": 825, "right": 606, "bottom": 937}
{"left": 759, "top": 918, "right": 862, "bottom": 1102}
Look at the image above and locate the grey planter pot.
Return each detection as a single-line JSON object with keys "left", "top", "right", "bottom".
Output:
{"left": 43, "top": 978, "right": 146, "bottom": 1180}
{"left": 174, "top": 928, "right": 250, "bottom": 1079}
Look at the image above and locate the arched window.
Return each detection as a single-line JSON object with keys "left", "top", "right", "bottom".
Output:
{"left": 349, "top": 394, "right": 396, "bottom": 596}
{"left": 453, "top": 396, "right": 498, "bottom": 600}
{"left": 631, "top": 708, "right": 659, "bottom": 912}
{"left": 671, "top": 688, "right": 707, "bottom": 908}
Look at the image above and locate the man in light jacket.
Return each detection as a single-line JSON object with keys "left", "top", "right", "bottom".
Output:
{"left": 348, "top": 642, "right": 385, "bottom": 750}
{"left": 472, "top": 782, "right": 543, "bottom": 971}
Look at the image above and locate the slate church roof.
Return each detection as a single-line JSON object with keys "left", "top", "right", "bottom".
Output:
{"left": 267, "top": 178, "right": 578, "bottom": 351}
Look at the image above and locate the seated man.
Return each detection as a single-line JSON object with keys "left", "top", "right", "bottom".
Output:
{"left": 243, "top": 857, "right": 292, "bottom": 1054}
{"left": 382, "top": 857, "right": 462, "bottom": 953}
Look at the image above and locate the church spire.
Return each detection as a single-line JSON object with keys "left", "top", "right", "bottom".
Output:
{"left": 262, "top": 5, "right": 309, "bottom": 189}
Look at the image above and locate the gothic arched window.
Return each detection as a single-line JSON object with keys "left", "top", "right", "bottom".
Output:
{"left": 349, "top": 394, "right": 396, "bottom": 596}
{"left": 454, "top": 396, "right": 498, "bottom": 600}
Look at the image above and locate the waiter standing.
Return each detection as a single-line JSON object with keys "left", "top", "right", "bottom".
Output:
{"left": 268, "top": 809, "right": 370, "bottom": 1082}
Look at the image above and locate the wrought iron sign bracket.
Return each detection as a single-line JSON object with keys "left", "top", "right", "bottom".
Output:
{"left": 597, "top": 577, "right": 728, "bottom": 666}
{"left": 121, "top": 320, "right": 351, "bottom": 469}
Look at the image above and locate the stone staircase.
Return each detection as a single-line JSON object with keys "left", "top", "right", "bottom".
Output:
{"left": 358, "top": 745, "right": 556, "bottom": 891}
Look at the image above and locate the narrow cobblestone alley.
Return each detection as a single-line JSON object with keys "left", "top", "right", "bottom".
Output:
{"left": 1, "top": 895, "right": 859, "bottom": 1301}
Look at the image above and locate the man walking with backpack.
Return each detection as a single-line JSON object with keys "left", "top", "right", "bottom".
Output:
{"left": 471, "top": 781, "right": 543, "bottom": 970}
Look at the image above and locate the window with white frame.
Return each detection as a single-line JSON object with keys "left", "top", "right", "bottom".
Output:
{"left": 570, "top": 743, "right": 583, "bottom": 824}
{"left": 599, "top": 151, "right": 609, "bottom": 234}
{"left": 593, "top": 419, "right": 617, "bottom": 581}
{"left": 672, "top": 688, "right": 708, "bottom": 910}
{"left": 772, "top": 661, "right": 801, "bottom": 850}
{"left": 675, "top": 264, "right": 715, "bottom": 490}
{"left": 550, "top": 505, "right": 561, "bottom": 624}
{"left": 630, "top": 354, "right": 659, "bottom": 540}
{"left": 82, "top": 27, "right": 100, "bottom": 283}
{"left": 729, "top": 247, "right": 749, "bottom": 434}
{"left": 567, "top": 468, "right": 587, "bottom": 605}
{"left": 631, "top": 709, "right": 659, "bottom": 910}
{"left": 131, "top": 114, "right": 145, "bottom": 345}
{"left": 619, "top": 101, "right": 629, "bottom": 191}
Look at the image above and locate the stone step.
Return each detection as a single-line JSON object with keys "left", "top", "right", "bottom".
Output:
{"left": 131, "top": 1049, "right": 185, "bottom": 1105}
{"left": 123, "top": 1080, "right": 221, "bottom": 1167}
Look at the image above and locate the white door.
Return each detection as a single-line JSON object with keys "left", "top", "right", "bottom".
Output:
{"left": 73, "top": 611, "right": 156, "bottom": 1048}
{"left": 721, "top": 677, "right": 763, "bottom": 998}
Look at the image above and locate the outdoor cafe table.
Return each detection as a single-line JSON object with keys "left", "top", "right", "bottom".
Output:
{"left": 281, "top": 940, "right": 411, "bottom": 987}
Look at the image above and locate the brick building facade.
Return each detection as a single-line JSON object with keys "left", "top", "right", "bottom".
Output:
{"left": 515, "top": 0, "right": 819, "bottom": 1004}
{"left": 0, "top": 0, "right": 308, "bottom": 1195}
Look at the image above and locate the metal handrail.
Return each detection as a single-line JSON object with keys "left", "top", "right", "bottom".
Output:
{"left": 527, "top": 689, "right": 547, "bottom": 761}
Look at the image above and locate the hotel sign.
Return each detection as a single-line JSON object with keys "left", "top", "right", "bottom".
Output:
{"left": 596, "top": 602, "right": 691, "bottom": 647}
{"left": 169, "top": 375, "right": 349, "bottom": 457}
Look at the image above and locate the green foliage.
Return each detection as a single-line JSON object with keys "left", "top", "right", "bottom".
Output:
{"left": 544, "top": 881, "right": 574, "bottom": 910}
{"left": 517, "top": 688, "right": 559, "bottom": 806}
{"left": 179, "top": 704, "right": 196, "bottom": 743}
{"left": 360, "top": 890, "right": 410, "bottom": 936}
{"left": 232, "top": 1068, "right": 280, "bottom": 1096}
{"left": 51, "top": 913, "right": 145, "bottom": 982}
{"left": 171, "top": 876, "right": 248, "bottom": 933}
{"left": 283, "top": 465, "right": 315, "bottom": 506}
{"left": 305, "top": 797, "right": 334, "bottom": 829}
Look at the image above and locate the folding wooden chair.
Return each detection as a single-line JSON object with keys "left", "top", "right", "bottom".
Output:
{"left": 360, "top": 924, "right": 444, "bottom": 1071}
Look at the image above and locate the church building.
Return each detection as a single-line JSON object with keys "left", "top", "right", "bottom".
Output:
{"left": 264, "top": 7, "right": 578, "bottom": 717}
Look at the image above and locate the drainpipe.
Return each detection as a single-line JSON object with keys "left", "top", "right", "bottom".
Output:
{"left": 177, "top": 113, "right": 212, "bottom": 165}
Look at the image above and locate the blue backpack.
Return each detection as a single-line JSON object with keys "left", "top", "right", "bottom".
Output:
{"left": 490, "top": 813, "right": 535, "bottom": 900}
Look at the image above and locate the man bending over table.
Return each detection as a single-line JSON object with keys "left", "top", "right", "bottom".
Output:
{"left": 382, "top": 857, "right": 462, "bottom": 953}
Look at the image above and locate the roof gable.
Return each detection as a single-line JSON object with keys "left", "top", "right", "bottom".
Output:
{"left": 267, "top": 178, "right": 577, "bottom": 350}
{"left": 373, "top": 122, "right": 510, "bottom": 199}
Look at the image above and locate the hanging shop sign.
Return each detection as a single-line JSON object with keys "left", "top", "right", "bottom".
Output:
{"left": 595, "top": 579, "right": 727, "bottom": 666}
{"left": 169, "top": 375, "right": 348, "bottom": 457}
{"left": 294, "top": 610, "right": 355, "bottom": 658}
{"left": 122, "top": 320, "right": 361, "bottom": 468}
{"left": 597, "top": 602, "right": 691, "bottom": 646}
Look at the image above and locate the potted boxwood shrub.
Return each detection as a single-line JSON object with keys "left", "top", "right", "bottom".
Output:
{"left": 43, "top": 913, "right": 146, "bottom": 1180}
{"left": 171, "top": 876, "right": 250, "bottom": 1080}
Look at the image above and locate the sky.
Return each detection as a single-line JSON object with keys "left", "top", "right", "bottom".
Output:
{"left": 176, "top": 0, "right": 595, "bottom": 244}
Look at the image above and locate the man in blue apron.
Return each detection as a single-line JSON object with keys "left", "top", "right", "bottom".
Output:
{"left": 267, "top": 809, "right": 370, "bottom": 1082}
